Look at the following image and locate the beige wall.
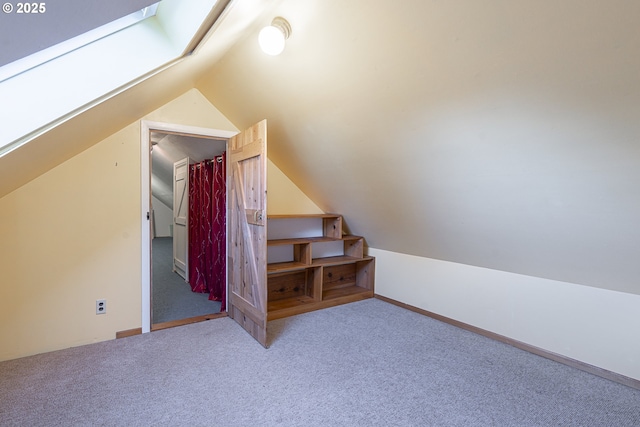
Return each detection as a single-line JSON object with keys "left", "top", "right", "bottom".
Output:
{"left": 0, "top": 127, "right": 141, "bottom": 360}
{"left": 197, "top": 1, "right": 640, "bottom": 380}
{"left": 0, "top": 90, "right": 214, "bottom": 360}
{"left": 199, "top": 0, "right": 640, "bottom": 296}
{"left": 0, "top": 88, "right": 321, "bottom": 361}
{"left": 267, "top": 159, "right": 322, "bottom": 215}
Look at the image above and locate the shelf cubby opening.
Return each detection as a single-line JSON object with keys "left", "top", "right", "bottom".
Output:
{"left": 267, "top": 267, "right": 322, "bottom": 317}
{"left": 265, "top": 214, "right": 374, "bottom": 319}
{"left": 322, "top": 258, "right": 375, "bottom": 301}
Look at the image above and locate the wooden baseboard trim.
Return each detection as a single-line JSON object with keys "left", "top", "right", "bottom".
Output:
{"left": 151, "top": 312, "right": 228, "bottom": 332}
{"left": 115, "top": 328, "right": 142, "bottom": 339}
{"left": 374, "top": 294, "right": 640, "bottom": 390}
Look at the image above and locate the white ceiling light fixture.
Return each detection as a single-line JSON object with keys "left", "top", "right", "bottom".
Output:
{"left": 258, "top": 17, "right": 291, "bottom": 56}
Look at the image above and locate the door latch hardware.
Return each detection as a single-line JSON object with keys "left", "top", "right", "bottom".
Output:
{"left": 246, "top": 209, "right": 265, "bottom": 226}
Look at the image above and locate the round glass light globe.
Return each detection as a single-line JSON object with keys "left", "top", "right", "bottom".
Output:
{"left": 259, "top": 25, "right": 286, "bottom": 55}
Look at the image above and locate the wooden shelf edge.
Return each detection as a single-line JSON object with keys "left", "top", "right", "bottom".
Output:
{"left": 267, "top": 262, "right": 308, "bottom": 274}
{"left": 311, "top": 255, "right": 374, "bottom": 267}
{"left": 268, "top": 236, "right": 339, "bottom": 245}
{"left": 268, "top": 295, "right": 316, "bottom": 311}
{"left": 268, "top": 255, "right": 374, "bottom": 272}
{"left": 342, "top": 235, "right": 363, "bottom": 241}
{"left": 267, "top": 213, "right": 341, "bottom": 219}
{"left": 268, "top": 236, "right": 365, "bottom": 246}
{"left": 322, "top": 285, "right": 372, "bottom": 301}
{"left": 267, "top": 291, "right": 374, "bottom": 321}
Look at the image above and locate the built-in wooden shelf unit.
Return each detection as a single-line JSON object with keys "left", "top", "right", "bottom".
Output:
{"left": 266, "top": 214, "right": 375, "bottom": 320}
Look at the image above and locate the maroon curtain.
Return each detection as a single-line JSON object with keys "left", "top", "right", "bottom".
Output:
{"left": 188, "top": 154, "right": 226, "bottom": 310}
{"left": 209, "top": 153, "right": 226, "bottom": 309}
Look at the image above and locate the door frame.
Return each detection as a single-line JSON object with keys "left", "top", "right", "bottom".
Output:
{"left": 140, "top": 120, "right": 237, "bottom": 334}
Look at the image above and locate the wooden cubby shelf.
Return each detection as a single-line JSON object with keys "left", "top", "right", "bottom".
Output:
{"left": 267, "top": 261, "right": 308, "bottom": 274}
{"left": 311, "top": 255, "right": 372, "bottom": 267}
{"left": 267, "top": 236, "right": 338, "bottom": 245}
{"left": 266, "top": 214, "right": 375, "bottom": 321}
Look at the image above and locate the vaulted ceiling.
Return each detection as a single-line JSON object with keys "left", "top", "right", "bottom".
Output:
{"left": 2, "top": 0, "right": 639, "bottom": 295}
{"left": 196, "top": 0, "right": 640, "bottom": 294}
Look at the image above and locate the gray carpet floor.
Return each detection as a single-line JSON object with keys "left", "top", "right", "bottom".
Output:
{"left": 1, "top": 298, "right": 638, "bottom": 426}
{"left": 152, "top": 237, "right": 221, "bottom": 324}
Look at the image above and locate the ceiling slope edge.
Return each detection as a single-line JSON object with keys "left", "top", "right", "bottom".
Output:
{"left": 0, "top": 0, "right": 268, "bottom": 199}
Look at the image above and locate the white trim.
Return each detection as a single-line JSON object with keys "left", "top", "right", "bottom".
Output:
{"left": 140, "top": 121, "right": 152, "bottom": 333}
{"left": 140, "top": 120, "right": 236, "bottom": 333}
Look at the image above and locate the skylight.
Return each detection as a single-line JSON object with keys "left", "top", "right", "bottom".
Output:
{"left": 0, "top": 0, "right": 226, "bottom": 156}
{"left": 0, "top": 2, "right": 160, "bottom": 83}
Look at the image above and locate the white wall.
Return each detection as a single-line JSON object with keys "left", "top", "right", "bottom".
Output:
{"left": 152, "top": 195, "right": 173, "bottom": 237}
{"left": 371, "top": 248, "right": 640, "bottom": 381}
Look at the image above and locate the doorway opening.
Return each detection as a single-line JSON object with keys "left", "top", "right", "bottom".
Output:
{"left": 140, "top": 121, "right": 237, "bottom": 333}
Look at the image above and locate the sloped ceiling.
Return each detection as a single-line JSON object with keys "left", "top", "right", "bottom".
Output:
{"left": 0, "top": 0, "right": 273, "bottom": 197}
{"left": 197, "top": 0, "right": 640, "bottom": 294}
{"left": 2, "top": 0, "right": 638, "bottom": 296}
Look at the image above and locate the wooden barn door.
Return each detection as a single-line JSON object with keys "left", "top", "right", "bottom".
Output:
{"left": 228, "top": 120, "right": 268, "bottom": 347}
{"left": 172, "top": 157, "right": 190, "bottom": 280}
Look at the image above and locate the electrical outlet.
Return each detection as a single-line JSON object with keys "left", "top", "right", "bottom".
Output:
{"left": 96, "top": 299, "right": 106, "bottom": 315}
